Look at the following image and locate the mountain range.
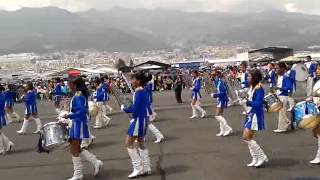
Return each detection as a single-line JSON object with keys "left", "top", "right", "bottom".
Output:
{"left": 0, "top": 7, "right": 320, "bottom": 54}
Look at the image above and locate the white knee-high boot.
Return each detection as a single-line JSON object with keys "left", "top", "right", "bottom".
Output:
{"left": 189, "top": 103, "right": 198, "bottom": 119}
{"left": 1, "top": 133, "right": 14, "bottom": 153}
{"left": 80, "top": 150, "right": 103, "bottom": 177}
{"left": 215, "top": 116, "right": 232, "bottom": 136}
{"left": 310, "top": 135, "right": 320, "bottom": 164}
{"left": 215, "top": 116, "right": 225, "bottom": 137}
{"left": 103, "top": 115, "right": 111, "bottom": 126}
{"left": 195, "top": 101, "right": 206, "bottom": 118}
{"left": 33, "top": 118, "right": 42, "bottom": 134}
{"left": 0, "top": 133, "right": 4, "bottom": 155}
{"left": 17, "top": 119, "right": 29, "bottom": 135}
{"left": 94, "top": 109, "right": 103, "bottom": 129}
{"left": 244, "top": 140, "right": 258, "bottom": 167}
{"left": 127, "top": 148, "right": 143, "bottom": 178}
{"left": 148, "top": 123, "right": 164, "bottom": 143}
{"left": 247, "top": 140, "right": 268, "bottom": 167}
{"left": 139, "top": 148, "right": 152, "bottom": 175}
{"left": 68, "top": 156, "right": 83, "bottom": 180}
{"left": 6, "top": 113, "right": 13, "bottom": 124}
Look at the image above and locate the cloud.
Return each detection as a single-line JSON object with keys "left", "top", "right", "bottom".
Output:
{"left": 0, "top": 0, "right": 319, "bottom": 15}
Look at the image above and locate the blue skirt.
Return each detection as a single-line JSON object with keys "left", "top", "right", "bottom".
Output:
{"left": 191, "top": 91, "right": 201, "bottom": 100}
{"left": 54, "top": 95, "right": 63, "bottom": 103}
{"left": 127, "top": 116, "right": 148, "bottom": 138}
{"left": 25, "top": 104, "right": 38, "bottom": 115}
{"left": 0, "top": 115, "right": 6, "bottom": 127}
{"left": 69, "top": 121, "right": 90, "bottom": 140}
{"left": 216, "top": 100, "right": 228, "bottom": 109}
{"left": 243, "top": 112, "right": 265, "bottom": 131}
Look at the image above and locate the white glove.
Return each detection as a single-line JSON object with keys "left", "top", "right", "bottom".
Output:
{"left": 210, "top": 93, "right": 215, "bottom": 98}
{"left": 121, "top": 104, "right": 125, "bottom": 111}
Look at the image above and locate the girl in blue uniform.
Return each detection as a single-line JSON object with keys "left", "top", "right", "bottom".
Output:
{"left": 5, "top": 84, "right": 21, "bottom": 123}
{"left": 190, "top": 70, "right": 206, "bottom": 119}
{"left": 62, "top": 77, "right": 103, "bottom": 180}
{"left": 17, "top": 83, "right": 42, "bottom": 135}
{"left": 267, "top": 63, "right": 277, "bottom": 91}
{"left": 211, "top": 70, "right": 233, "bottom": 137}
{"left": 241, "top": 69, "right": 268, "bottom": 167}
{"left": 121, "top": 72, "right": 152, "bottom": 178}
{"left": 102, "top": 76, "right": 113, "bottom": 114}
{"left": 0, "top": 85, "right": 14, "bottom": 155}
{"left": 145, "top": 74, "right": 164, "bottom": 143}
{"left": 93, "top": 79, "right": 111, "bottom": 129}
{"left": 53, "top": 78, "right": 64, "bottom": 114}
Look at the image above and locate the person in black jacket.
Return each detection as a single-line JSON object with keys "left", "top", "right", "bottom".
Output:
{"left": 174, "top": 74, "right": 183, "bottom": 103}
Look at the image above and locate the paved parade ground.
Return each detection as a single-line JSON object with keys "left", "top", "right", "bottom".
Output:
{"left": 1, "top": 87, "right": 320, "bottom": 180}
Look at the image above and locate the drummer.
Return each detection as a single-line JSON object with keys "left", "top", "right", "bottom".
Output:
{"left": 62, "top": 77, "right": 103, "bottom": 180}
{"left": 305, "top": 56, "right": 317, "bottom": 97}
{"left": 286, "top": 64, "right": 296, "bottom": 111}
{"left": 274, "top": 62, "right": 291, "bottom": 133}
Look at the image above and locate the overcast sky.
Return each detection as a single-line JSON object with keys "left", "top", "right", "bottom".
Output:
{"left": 0, "top": 0, "right": 319, "bottom": 15}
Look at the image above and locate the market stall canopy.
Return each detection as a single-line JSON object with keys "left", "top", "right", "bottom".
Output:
{"left": 249, "top": 47, "right": 293, "bottom": 63}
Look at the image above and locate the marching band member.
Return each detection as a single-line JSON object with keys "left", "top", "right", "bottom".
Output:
{"left": 0, "top": 85, "right": 14, "bottom": 155}
{"left": 17, "top": 83, "right": 42, "bottom": 135}
{"left": 239, "top": 62, "right": 249, "bottom": 115}
{"left": 121, "top": 72, "right": 152, "bottom": 178}
{"left": 53, "top": 78, "right": 65, "bottom": 114}
{"left": 286, "top": 64, "right": 296, "bottom": 111}
{"left": 146, "top": 74, "right": 164, "bottom": 143}
{"left": 189, "top": 70, "right": 206, "bottom": 119}
{"left": 93, "top": 79, "right": 110, "bottom": 129}
{"left": 274, "top": 62, "right": 291, "bottom": 133}
{"left": 241, "top": 69, "right": 268, "bottom": 167}
{"left": 102, "top": 76, "right": 113, "bottom": 114}
{"left": 5, "top": 84, "right": 21, "bottom": 123}
{"left": 211, "top": 70, "right": 233, "bottom": 137}
{"left": 62, "top": 77, "right": 103, "bottom": 180}
{"left": 267, "top": 63, "right": 277, "bottom": 91}
{"left": 305, "top": 55, "right": 317, "bottom": 97}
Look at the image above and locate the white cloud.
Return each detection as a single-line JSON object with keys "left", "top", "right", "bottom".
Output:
{"left": 0, "top": 0, "right": 319, "bottom": 15}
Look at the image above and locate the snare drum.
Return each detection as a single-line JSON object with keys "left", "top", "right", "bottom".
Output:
{"left": 264, "top": 94, "right": 283, "bottom": 112}
{"left": 40, "top": 122, "right": 69, "bottom": 152}
{"left": 293, "top": 101, "right": 320, "bottom": 129}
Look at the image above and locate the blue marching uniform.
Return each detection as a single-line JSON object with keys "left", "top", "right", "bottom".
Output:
{"left": 53, "top": 83, "right": 64, "bottom": 103}
{"left": 267, "top": 70, "right": 277, "bottom": 88}
{"left": 123, "top": 88, "right": 149, "bottom": 138}
{"left": 191, "top": 78, "right": 202, "bottom": 100}
{"left": 307, "top": 62, "right": 317, "bottom": 78}
{"left": 287, "top": 69, "right": 296, "bottom": 93}
{"left": 243, "top": 84, "right": 265, "bottom": 131}
{"left": 0, "top": 92, "right": 7, "bottom": 127}
{"left": 146, "top": 82, "right": 154, "bottom": 116}
{"left": 240, "top": 72, "right": 249, "bottom": 89}
{"left": 276, "top": 75, "right": 291, "bottom": 96}
{"left": 94, "top": 86, "right": 106, "bottom": 102}
{"left": 4, "top": 91, "right": 16, "bottom": 108}
{"left": 67, "top": 91, "right": 90, "bottom": 140}
{"left": 101, "top": 82, "right": 109, "bottom": 102}
{"left": 213, "top": 78, "right": 228, "bottom": 108}
{"left": 24, "top": 90, "right": 38, "bottom": 115}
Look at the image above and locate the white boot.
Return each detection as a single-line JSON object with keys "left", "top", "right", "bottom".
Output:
{"left": 189, "top": 104, "right": 198, "bottom": 119}
{"left": 215, "top": 116, "right": 224, "bottom": 137}
{"left": 148, "top": 124, "right": 164, "bottom": 143}
{"left": 245, "top": 141, "right": 258, "bottom": 167}
{"left": 55, "top": 108, "right": 61, "bottom": 114}
{"left": 139, "top": 148, "right": 152, "bottom": 175}
{"left": 195, "top": 104, "right": 206, "bottom": 118}
{"left": 310, "top": 136, "right": 320, "bottom": 164}
{"left": 80, "top": 150, "right": 103, "bottom": 177}
{"left": 216, "top": 116, "right": 232, "bottom": 136}
{"left": 33, "top": 118, "right": 42, "bottom": 134}
{"left": 94, "top": 111, "right": 104, "bottom": 129}
{"left": 6, "top": 114, "right": 13, "bottom": 124}
{"left": 2, "top": 133, "right": 14, "bottom": 153}
{"left": 127, "top": 148, "right": 143, "bottom": 178}
{"left": 17, "top": 119, "right": 29, "bottom": 135}
{"left": 103, "top": 115, "right": 111, "bottom": 127}
{"left": 68, "top": 156, "right": 83, "bottom": 180}
{"left": 0, "top": 134, "right": 5, "bottom": 155}
{"left": 248, "top": 140, "right": 268, "bottom": 167}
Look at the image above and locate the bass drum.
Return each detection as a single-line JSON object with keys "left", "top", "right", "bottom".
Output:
{"left": 292, "top": 63, "right": 308, "bottom": 82}
{"left": 293, "top": 101, "right": 320, "bottom": 129}
{"left": 313, "top": 80, "right": 320, "bottom": 97}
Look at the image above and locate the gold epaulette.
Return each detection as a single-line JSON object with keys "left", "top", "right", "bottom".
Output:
{"left": 255, "top": 83, "right": 262, "bottom": 89}
{"left": 75, "top": 91, "right": 82, "bottom": 96}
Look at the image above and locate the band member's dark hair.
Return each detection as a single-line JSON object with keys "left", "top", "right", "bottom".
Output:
{"left": 55, "top": 78, "right": 61, "bottom": 83}
{"left": 95, "top": 78, "right": 101, "bottom": 85}
{"left": 278, "top": 62, "right": 287, "bottom": 70}
{"left": 133, "top": 72, "right": 150, "bottom": 87}
{"left": 0, "top": 84, "right": 4, "bottom": 92}
{"left": 269, "top": 63, "right": 275, "bottom": 68}
{"left": 26, "top": 82, "right": 34, "bottom": 91}
{"left": 306, "top": 55, "right": 312, "bottom": 60}
{"left": 7, "top": 84, "right": 14, "bottom": 91}
{"left": 249, "top": 69, "right": 262, "bottom": 87}
{"left": 240, "top": 61, "right": 248, "bottom": 67}
{"left": 191, "top": 70, "right": 199, "bottom": 75}
{"left": 70, "top": 77, "right": 89, "bottom": 100}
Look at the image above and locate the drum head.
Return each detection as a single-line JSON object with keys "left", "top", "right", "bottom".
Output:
{"left": 293, "top": 63, "right": 308, "bottom": 82}
{"left": 299, "top": 116, "right": 320, "bottom": 129}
